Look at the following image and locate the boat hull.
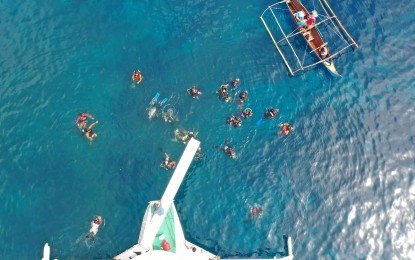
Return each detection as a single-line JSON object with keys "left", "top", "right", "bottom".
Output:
{"left": 286, "top": 0, "right": 341, "bottom": 77}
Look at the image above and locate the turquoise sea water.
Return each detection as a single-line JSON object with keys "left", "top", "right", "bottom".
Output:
{"left": 1, "top": 0, "right": 414, "bottom": 259}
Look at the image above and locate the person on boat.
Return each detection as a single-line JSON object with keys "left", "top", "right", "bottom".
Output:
{"left": 306, "top": 14, "right": 316, "bottom": 28}
{"left": 239, "top": 90, "right": 248, "bottom": 103}
{"left": 295, "top": 11, "right": 306, "bottom": 26}
{"left": 187, "top": 86, "right": 202, "bottom": 99}
{"left": 86, "top": 216, "right": 103, "bottom": 239}
{"left": 240, "top": 108, "right": 253, "bottom": 119}
{"left": 84, "top": 121, "right": 99, "bottom": 141}
{"left": 161, "top": 239, "right": 171, "bottom": 251}
{"left": 263, "top": 108, "right": 279, "bottom": 119}
{"left": 320, "top": 46, "right": 328, "bottom": 59}
{"left": 227, "top": 115, "right": 242, "bottom": 128}
{"left": 160, "top": 153, "right": 176, "bottom": 170}
{"left": 277, "top": 123, "right": 292, "bottom": 136}
{"left": 217, "top": 84, "right": 229, "bottom": 101}
{"left": 76, "top": 112, "right": 94, "bottom": 130}
{"left": 228, "top": 78, "right": 241, "bottom": 91}
{"left": 132, "top": 70, "right": 143, "bottom": 84}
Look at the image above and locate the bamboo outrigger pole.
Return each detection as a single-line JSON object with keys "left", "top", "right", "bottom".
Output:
{"left": 320, "top": 0, "right": 359, "bottom": 48}
{"left": 292, "top": 43, "right": 355, "bottom": 73}
{"left": 260, "top": 14, "right": 295, "bottom": 76}
{"left": 276, "top": 16, "right": 336, "bottom": 45}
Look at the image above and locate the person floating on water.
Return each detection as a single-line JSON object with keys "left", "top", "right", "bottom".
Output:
{"left": 160, "top": 153, "right": 176, "bottom": 170}
{"left": 132, "top": 70, "right": 143, "bottom": 84}
{"left": 187, "top": 86, "right": 202, "bottom": 99}
{"left": 162, "top": 107, "right": 179, "bottom": 123}
{"left": 263, "top": 108, "right": 279, "bottom": 119}
{"left": 215, "top": 138, "right": 236, "bottom": 159}
{"left": 239, "top": 90, "right": 248, "bottom": 103}
{"left": 227, "top": 115, "right": 242, "bottom": 128}
{"left": 250, "top": 206, "right": 263, "bottom": 219}
{"left": 277, "top": 123, "right": 292, "bottom": 136}
{"left": 173, "top": 129, "right": 197, "bottom": 144}
{"left": 76, "top": 112, "right": 94, "bottom": 130}
{"left": 240, "top": 108, "right": 253, "bottom": 119}
{"left": 228, "top": 78, "right": 241, "bottom": 91}
{"left": 86, "top": 216, "right": 103, "bottom": 239}
{"left": 217, "top": 84, "right": 230, "bottom": 102}
{"left": 84, "top": 121, "right": 99, "bottom": 141}
{"left": 147, "top": 93, "right": 169, "bottom": 120}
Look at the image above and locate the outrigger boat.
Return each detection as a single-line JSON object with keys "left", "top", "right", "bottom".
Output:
{"left": 260, "top": 0, "right": 359, "bottom": 76}
{"left": 286, "top": 0, "right": 339, "bottom": 76}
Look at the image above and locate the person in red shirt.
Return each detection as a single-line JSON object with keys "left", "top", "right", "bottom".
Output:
{"left": 76, "top": 112, "right": 94, "bottom": 129}
{"left": 132, "top": 70, "right": 143, "bottom": 84}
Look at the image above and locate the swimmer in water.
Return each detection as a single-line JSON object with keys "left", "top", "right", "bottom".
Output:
{"left": 76, "top": 112, "right": 94, "bottom": 130}
{"left": 217, "top": 84, "right": 230, "bottom": 101}
{"left": 239, "top": 90, "right": 248, "bottom": 103}
{"left": 132, "top": 70, "right": 143, "bottom": 84}
{"left": 86, "top": 216, "right": 103, "bottom": 239}
{"left": 229, "top": 78, "right": 241, "bottom": 91}
{"left": 240, "top": 108, "right": 253, "bottom": 119}
{"left": 263, "top": 108, "right": 279, "bottom": 119}
{"left": 227, "top": 115, "right": 242, "bottom": 128}
{"left": 84, "top": 121, "right": 99, "bottom": 141}
{"left": 187, "top": 86, "right": 202, "bottom": 99}
{"left": 277, "top": 123, "right": 292, "bottom": 136}
{"left": 160, "top": 153, "right": 176, "bottom": 170}
{"left": 214, "top": 138, "right": 236, "bottom": 158}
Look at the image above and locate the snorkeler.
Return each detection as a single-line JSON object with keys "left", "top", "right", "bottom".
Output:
{"left": 240, "top": 108, "right": 253, "bottom": 119}
{"left": 215, "top": 138, "right": 236, "bottom": 159}
{"left": 250, "top": 206, "right": 263, "bottom": 219}
{"left": 160, "top": 153, "right": 176, "bottom": 170}
{"left": 86, "top": 216, "right": 103, "bottom": 239}
{"left": 84, "top": 121, "right": 99, "bottom": 141}
{"left": 216, "top": 84, "right": 230, "bottom": 101}
{"left": 277, "top": 123, "right": 292, "bottom": 136}
{"left": 195, "top": 147, "right": 203, "bottom": 160}
{"left": 187, "top": 86, "right": 202, "bottom": 99}
{"left": 227, "top": 115, "right": 242, "bottom": 128}
{"left": 147, "top": 93, "right": 169, "bottom": 120}
{"left": 239, "top": 90, "right": 248, "bottom": 103}
{"left": 174, "top": 129, "right": 197, "bottom": 144}
{"left": 76, "top": 112, "right": 94, "bottom": 130}
{"left": 132, "top": 70, "right": 143, "bottom": 84}
{"left": 263, "top": 108, "right": 279, "bottom": 119}
{"left": 228, "top": 78, "right": 241, "bottom": 91}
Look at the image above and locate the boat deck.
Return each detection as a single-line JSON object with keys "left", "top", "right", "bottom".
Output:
{"left": 151, "top": 204, "right": 177, "bottom": 253}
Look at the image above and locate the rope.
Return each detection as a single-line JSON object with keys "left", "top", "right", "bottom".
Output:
{"left": 301, "top": 44, "right": 308, "bottom": 67}
{"left": 318, "top": 0, "right": 347, "bottom": 43}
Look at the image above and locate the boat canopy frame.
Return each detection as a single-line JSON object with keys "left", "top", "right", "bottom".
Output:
{"left": 260, "top": 0, "right": 359, "bottom": 76}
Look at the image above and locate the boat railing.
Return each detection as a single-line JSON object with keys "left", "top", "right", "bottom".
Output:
{"left": 138, "top": 202, "right": 153, "bottom": 242}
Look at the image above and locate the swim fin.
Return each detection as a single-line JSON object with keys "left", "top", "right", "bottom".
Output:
{"left": 256, "top": 119, "right": 263, "bottom": 126}
{"left": 150, "top": 93, "right": 160, "bottom": 105}
{"left": 160, "top": 97, "right": 168, "bottom": 105}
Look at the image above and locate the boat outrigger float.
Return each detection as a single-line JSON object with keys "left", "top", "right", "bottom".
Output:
{"left": 260, "top": 0, "right": 359, "bottom": 77}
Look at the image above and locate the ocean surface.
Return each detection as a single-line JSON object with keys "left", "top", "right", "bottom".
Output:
{"left": 1, "top": 0, "right": 414, "bottom": 259}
